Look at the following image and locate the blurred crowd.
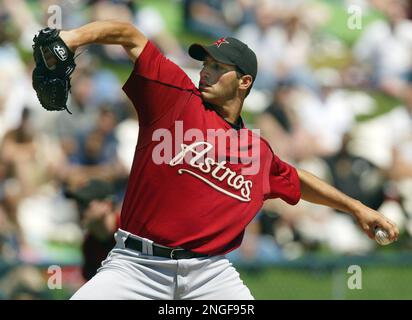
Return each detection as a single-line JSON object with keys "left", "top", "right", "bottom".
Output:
{"left": 1, "top": 0, "right": 412, "bottom": 298}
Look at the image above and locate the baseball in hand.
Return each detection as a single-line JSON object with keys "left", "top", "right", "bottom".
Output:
{"left": 374, "top": 227, "right": 392, "bottom": 245}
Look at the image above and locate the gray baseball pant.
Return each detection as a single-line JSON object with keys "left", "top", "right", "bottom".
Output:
{"left": 70, "top": 229, "right": 254, "bottom": 300}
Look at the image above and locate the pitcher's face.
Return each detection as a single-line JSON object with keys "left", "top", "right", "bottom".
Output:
{"left": 199, "top": 56, "right": 240, "bottom": 106}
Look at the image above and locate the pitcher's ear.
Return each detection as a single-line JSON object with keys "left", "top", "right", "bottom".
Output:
{"left": 239, "top": 75, "right": 253, "bottom": 90}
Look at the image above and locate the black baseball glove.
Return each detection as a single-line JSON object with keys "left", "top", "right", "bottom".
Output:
{"left": 32, "top": 28, "right": 76, "bottom": 114}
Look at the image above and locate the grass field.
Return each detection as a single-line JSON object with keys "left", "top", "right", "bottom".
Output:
{"left": 239, "top": 266, "right": 412, "bottom": 299}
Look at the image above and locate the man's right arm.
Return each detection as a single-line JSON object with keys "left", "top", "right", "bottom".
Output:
{"left": 60, "top": 20, "right": 148, "bottom": 62}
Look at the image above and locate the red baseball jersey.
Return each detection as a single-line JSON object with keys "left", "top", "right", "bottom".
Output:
{"left": 121, "top": 41, "right": 301, "bottom": 255}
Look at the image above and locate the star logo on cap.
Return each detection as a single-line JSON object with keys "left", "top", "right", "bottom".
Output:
{"left": 213, "top": 38, "right": 229, "bottom": 48}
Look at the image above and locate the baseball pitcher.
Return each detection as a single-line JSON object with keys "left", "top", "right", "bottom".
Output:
{"left": 31, "top": 21, "right": 399, "bottom": 300}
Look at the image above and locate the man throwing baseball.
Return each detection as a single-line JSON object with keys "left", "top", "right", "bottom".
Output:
{"left": 36, "top": 21, "right": 398, "bottom": 299}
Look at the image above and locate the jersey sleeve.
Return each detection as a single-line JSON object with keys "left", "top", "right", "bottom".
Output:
{"left": 264, "top": 153, "right": 301, "bottom": 205}
{"left": 122, "top": 41, "right": 198, "bottom": 126}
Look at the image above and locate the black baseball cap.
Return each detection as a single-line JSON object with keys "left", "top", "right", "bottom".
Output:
{"left": 64, "top": 179, "right": 115, "bottom": 206}
{"left": 189, "top": 37, "right": 258, "bottom": 81}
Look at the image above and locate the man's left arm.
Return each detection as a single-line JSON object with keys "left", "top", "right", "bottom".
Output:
{"left": 297, "top": 168, "right": 399, "bottom": 242}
